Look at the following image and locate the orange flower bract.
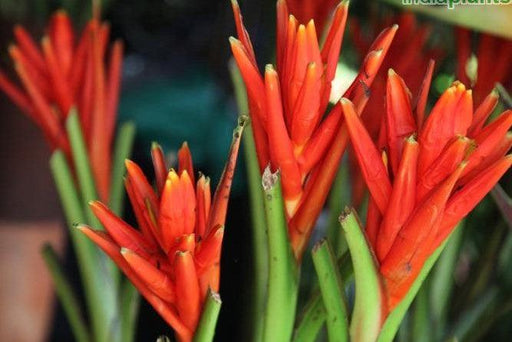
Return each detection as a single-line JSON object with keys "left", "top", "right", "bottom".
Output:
{"left": 231, "top": 0, "right": 397, "bottom": 259}
{"left": 0, "top": 10, "right": 123, "bottom": 202}
{"left": 79, "top": 120, "right": 245, "bottom": 342}
{"left": 342, "top": 70, "right": 512, "bottom": 312}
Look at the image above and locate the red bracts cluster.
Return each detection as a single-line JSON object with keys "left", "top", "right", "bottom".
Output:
{"left": 78, "top": 121, "right": 244, "bottom": 342}
{"left": 231, "top": 0, "right": 397, "bottom": 259}
{"left": 456, "top": 28, "right": 512, "bottom": 106}
{"left": 285, "top": 0, "right": 339, "bottom": 33}
{"left": 0, "top": 10, "right": 123, "bottom": 202}
{"left": 342, "top": 70, "right": 512, "bottom": 311}
{"left": 350, "top": 13, "right": 443, "bottom": 206}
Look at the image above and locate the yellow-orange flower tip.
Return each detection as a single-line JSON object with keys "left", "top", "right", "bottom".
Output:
{"left": 388, "top": 68, "right": 397, "bottom": 77}
{"left": 120, "top": 247, "right": 131, "bottom": 256}
{"left": 151, "top": 141, "right": 162, "bottom": 150}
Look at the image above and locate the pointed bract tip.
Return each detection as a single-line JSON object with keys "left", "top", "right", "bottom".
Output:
{"left": 265, "top": 64, "right": 276, "bottom": 73}
{"left": 228, "top": 36, "right": 240, "bottom": 45}
{"left": 120, "top": 247, "right": 132, "bottom": 255}
{"left": 176, "top": 250, "right": 192, "bottom": 257}
{"left": 340, "top": 0, "right": 350, "bottom": 8}
{"left": 388, "top": 68, "right": 397, "bottom": 76}
{"left": 75, "top": 224, "right": 88, "bottom": 231}
{"left": 238, "top": 114, "right": 249, "bottom": 128}
{"left": 405, "top": 134, "right": 418, "bottom": 143}
{"left": 151, "top": 141, "right": 162, "bottom": 150}
{"left": 231, "top": 0, "right": 239, "bottom": 7}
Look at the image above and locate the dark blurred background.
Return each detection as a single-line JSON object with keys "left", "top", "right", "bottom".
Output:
{"left": 0, "top": 0, "right": 511, "bottom": 341}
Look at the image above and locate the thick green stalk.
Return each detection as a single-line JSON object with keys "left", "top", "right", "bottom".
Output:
{"left": 262, "top": 168, "right": 299, "bottom": 342}
{"left": 294, "top": 252, "right": 353, "bottom": 342}
{"left": 340, "top": 208, "right": 383, "bottom": 342}
{"left": 50, "top": 151, "right": 116, "bottom": 342}
{"left": 429, "top": 222, "right": 464, "bottom": 338}
{"left": 66, "top": 110, "right": 121, "bottom": 342}
{"left": 293, "top": 291, "right": 326, "bottom": 342}
{"left": 377, "top": 234, "right": 453, "bottom": 342}
{"left": 311, "top": 239, "right": 349, "bottom": 342}
{"left": 326, "top": 163, "right": 350, "bottom": 257}
{"left": 193, "top": 290, "right": 222, "bottom": 342}
{"left": 229, "top": 59, "right": 268, "bottom": 342}
{"left": 65, "top": 110, "right": 102, "bottom": 228}
{"left": 109, "top": 121, "right": 136, "bottom": 216}
{"left": 41, "top": 244, "right": 91, "bottom": 342}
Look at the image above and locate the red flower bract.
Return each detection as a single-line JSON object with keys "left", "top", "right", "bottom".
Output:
{"left": 78, "top": 119, "right": 245, "bottom": 342}
{"left": 342, "top": 70, "right": 512, "bottom": 312}
{"left": 0, "top": 10, "right": 123, "bottom": 202}
{"left": 231, "top": 0, "right": 397, "bottom": 259}
{"left": 350, "top": 12, "right": 443, "bottom": 207}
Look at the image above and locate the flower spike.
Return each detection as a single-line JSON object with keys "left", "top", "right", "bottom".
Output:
{"left": 343, "top": 69, "right": 512, "bottom": 316}
{"left": 80, "top": 120, "right": 244, "bottom": 341}
{"left": 231, "top": 0, "right": 396, "bottom": 260}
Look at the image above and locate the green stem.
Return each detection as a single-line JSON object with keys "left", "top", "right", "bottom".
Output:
{"left": 193, "top": 290, "right": 222, "bottom": 342}
{"left": 41, "top": 244, "right": 91, "bottom": 342}
{"left": 65, "top": 109, "right": 101, "bottom": 228}
{"left": 294, "top": 252, "right": 353, "bottom": 342}
{"left": 120, "top": 280, "right": 141, "bottom": 342}
{"left": 326, "top": 162, "right": 350, "bottom": 257}
{"left": 65, "top": 110, "right": 122, "bottom": 342}
{"left": 311, "top": 239, "right": 349, "bottom": 342}
{"left": 262, "top": 168, "right": 299, "bottom": 342}
{"left": 340, "top": 208, "right": 383, "bottom": 342}
{"left": 50, "top": 151, "right": 115, "bottom": 342}
{"left": 229, "top": 58, "right": 268, "bottom": 342}
{"left": 109, "top": 121, "right": 136, "bottom": 216}
{"left": 429, "top": 222, "right": 464, "bottom": 338}
{"left": 293, "top": 291, "right": 326, "bottom": 342}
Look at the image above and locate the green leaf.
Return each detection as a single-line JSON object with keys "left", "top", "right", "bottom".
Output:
{"left": 340, "top": 208, "right": 383, "bottom": 342}
{"left": 312, "top": 239, "right": 349, "bottom": 342}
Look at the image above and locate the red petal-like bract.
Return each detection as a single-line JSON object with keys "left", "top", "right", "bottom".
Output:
{"left": 231, "top": 0, "right": 396, "bottom": 260}
{"left": 0, "top": 10, "right": 123, "bottom": 203}
{"left": 345, "top": 69, "right": 512, "bottom": 315}
{"left": 81, "top": 124, "right": 244, "bottom": 341}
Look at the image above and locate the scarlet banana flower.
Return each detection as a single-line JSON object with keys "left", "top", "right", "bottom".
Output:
{"left": 230, "top": 0, "right": 397, "bottom": 259}
{"left": 343, "top": 70, "right": 512, "bottom": 313}
{"left": 79, "top": 119, "right": 246, "bottom": 342}
{"left": 0, "top": 10, "right": 123, "bottom": 202}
